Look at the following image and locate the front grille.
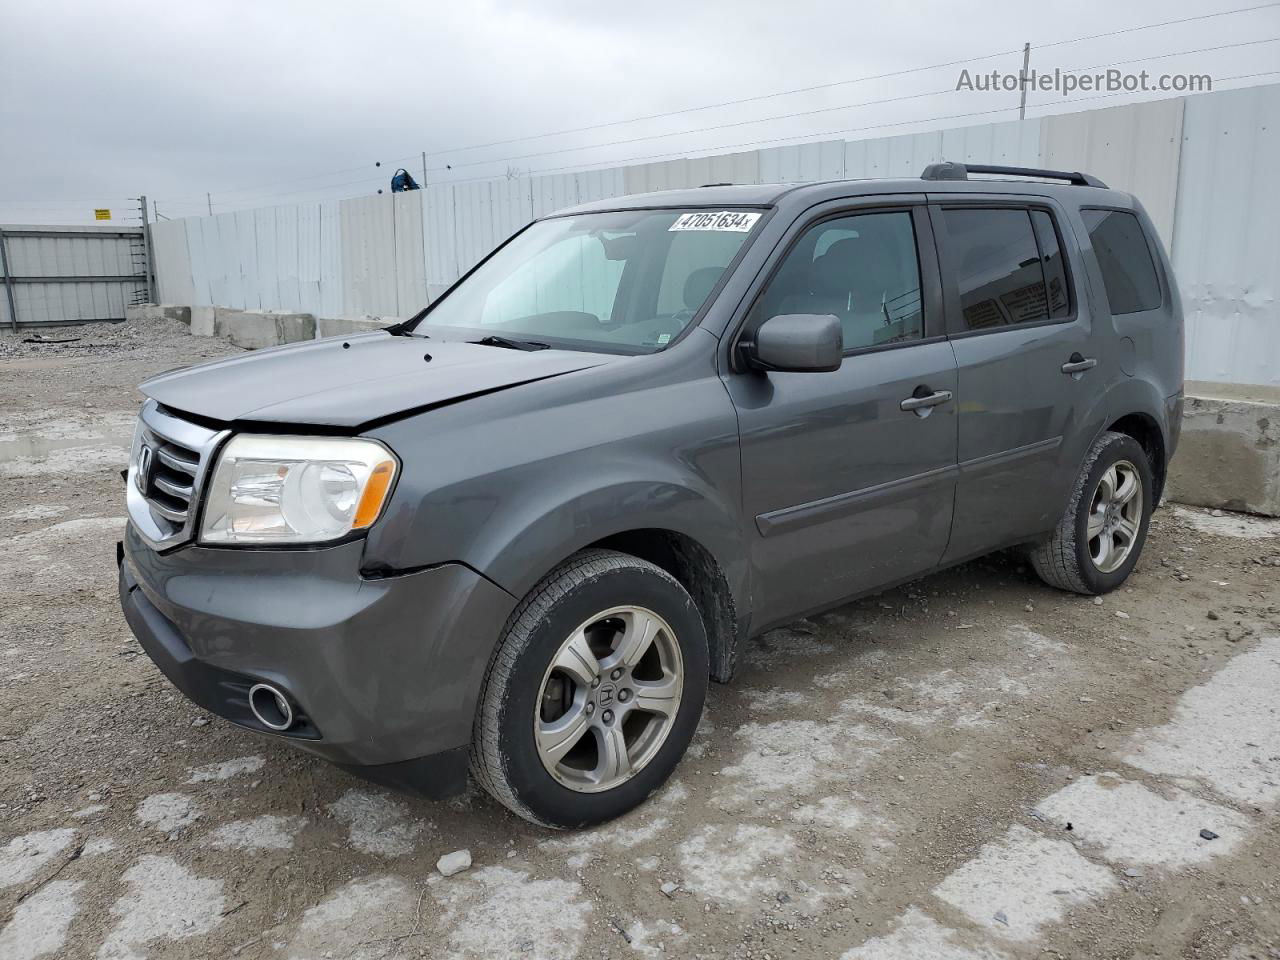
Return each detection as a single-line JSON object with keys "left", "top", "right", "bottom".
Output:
{"left": 127, "top": 401, "right": 229, "bottom": 549}
{"left": 143, "top": 439, "right": 200, "bottom": 527}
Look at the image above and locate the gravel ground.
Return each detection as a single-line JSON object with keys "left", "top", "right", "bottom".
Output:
{"left": 1, "top": 318, "right": 1278, "bottom": 960}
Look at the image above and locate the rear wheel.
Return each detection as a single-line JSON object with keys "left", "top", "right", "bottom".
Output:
{"left": 471, "top": 549, "right": 708, "bottom": 827}
{"left": 1031, "top": 430, "right": 1153, "bottom": 595}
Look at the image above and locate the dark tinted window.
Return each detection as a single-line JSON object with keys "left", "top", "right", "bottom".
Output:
{"left": 943, "top": 208, "right": 1062, "bottom": 330}
{"left": 1081, "top": 208, "right": 1161, "bottom": 314}
{"left": 1030, "top": 210, "right": 1071, "bottom": 319}
{"left": 750, "top": 211, "right": 923, "bottom": 350}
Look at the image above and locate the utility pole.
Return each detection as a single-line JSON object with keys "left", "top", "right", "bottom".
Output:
{"left": 207, "top": 192, "right": 213, "bottom": 216}
{"left": 421, "top": 151, "right": 428, "bottom": 189}
{"left": 1018, "top": 42, "right": 1031, "bottom": 120}
{"left": 138, "top": 195, "right": 157, "bottom": 304}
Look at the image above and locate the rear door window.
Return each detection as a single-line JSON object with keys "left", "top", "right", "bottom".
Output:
{"left": 940, "top": 208, "right": 1067, "bottom": 331}
{"left": 1080, "top": 208, "right": 1162, "bottom": 315}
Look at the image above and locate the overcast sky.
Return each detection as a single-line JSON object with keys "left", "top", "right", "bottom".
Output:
{"left": 2, "top": 0, "right": 1277, "bottom": 224}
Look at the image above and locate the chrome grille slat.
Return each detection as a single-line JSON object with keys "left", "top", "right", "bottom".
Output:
{"left": 156, "top": 446, "right": 198, "bottom": 474}
{"left": 153, "top": 475, "right": 193, "bottom": 500}
{"left": 150, "top": 501, "right": 189, "bottom": 523}
{"left": 126, "top": 400, "right": 230, "bottom": 550}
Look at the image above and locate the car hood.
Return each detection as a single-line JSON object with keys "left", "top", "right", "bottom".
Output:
{"left": 140, "top": 332, "right": 614, "bottom": 428}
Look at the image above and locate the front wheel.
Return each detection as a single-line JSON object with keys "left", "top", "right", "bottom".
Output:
{"left": 1031, "top": 430, "right": 1154, "bottom": 595}
{"left": 471, "top": 549, "right": 708, "bottom": 828}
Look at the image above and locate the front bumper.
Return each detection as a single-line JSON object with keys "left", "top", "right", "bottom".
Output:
{"left": 118, "top": 523, "right": 516, "bottom": 796}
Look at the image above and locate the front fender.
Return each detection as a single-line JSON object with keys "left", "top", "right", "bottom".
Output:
{"left": 361, "top": 355, "right": 747, "bottom": 605}
{"left": 473, "top": 475, "right": 747, "bottom": 601}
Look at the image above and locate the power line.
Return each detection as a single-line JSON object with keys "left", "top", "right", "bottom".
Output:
{"left": 169, "top": 58, "right": 1280, "bottom": 213}
{"left": 214, "top": 33, "right": 1276, "bottom": 206}
{"left": 431, "top": 67, "right": 1280, "bottom": 187}
{"left": 419, "top": 0, "right": 1280, "bottom": 162}
{"left": 155, "top": 1, "right": 1280, "bottom": 205}
{"left": 420, "top": 36, "right": 1280, "bottom": 176}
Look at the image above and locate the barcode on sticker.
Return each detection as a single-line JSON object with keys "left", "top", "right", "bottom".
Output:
{"left": 669, "top": 211, "right": 761, "bottom": 232}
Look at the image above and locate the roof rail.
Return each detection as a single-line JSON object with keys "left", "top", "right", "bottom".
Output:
{"left": 920, "top": 161, "right": 1107, "bottom": 189}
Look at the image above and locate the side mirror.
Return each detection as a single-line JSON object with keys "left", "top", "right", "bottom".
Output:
{"left": 743, "top": 313, "right": 843, "bottom": 373}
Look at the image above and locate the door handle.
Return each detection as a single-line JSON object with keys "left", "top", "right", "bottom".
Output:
{"left": 900, "top": 389, "right": 953, "bottom": 415}
{"left": 1061, "top": 353, "right": 1097, "bottom": 376}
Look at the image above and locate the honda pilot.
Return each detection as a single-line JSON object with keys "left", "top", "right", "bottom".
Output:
{"left": 119, "top": 162, "right": 1184, "bottom": 827}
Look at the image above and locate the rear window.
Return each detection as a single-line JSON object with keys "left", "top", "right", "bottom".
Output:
{"left": 941, "top": 208, "right": 1069, "bottom": 331}
{"left": 1080, "top": 209, "right": 1162, "bottom": 315}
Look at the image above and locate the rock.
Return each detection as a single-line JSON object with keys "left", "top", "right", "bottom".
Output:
{"left": 1199, "top": 829, "right": 1219, "bottom": 841}
{"left": 1207, "top": 610, "right": 1220, "bottom": 620}
{"left": 190, "top": 717, "right": 209, "bottom": 727}
{"left": 1093, "top": 596, "right": 1104, "bottom": 605}
{"left": 1024, "top": 604, "right": 1034, "bottom": 613}
{"left": 1124, "top": 868, "right": 1143, "bottom": 878}
{"left": 1115, "top": 611, "right": 1130, "bottom": 620}
{"left": 436, "top": 849, "right": 472, "bottom": 876}
{"left": 660, "top": 881, "right": 679, "bottom": 897}
{"left": 993, "top": 910, "right": 1009, "bottom": 926}
{"left": 1211, "top": 509, "right": 1225, "bottom": 518}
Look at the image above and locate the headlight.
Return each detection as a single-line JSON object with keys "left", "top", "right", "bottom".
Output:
{"left": 200, "top": 436, "right": 397, "bottom": 545}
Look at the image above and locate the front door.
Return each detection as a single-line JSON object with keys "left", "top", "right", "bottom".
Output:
{"left": 723, "top": 202, "right": 959, "bottom": 629}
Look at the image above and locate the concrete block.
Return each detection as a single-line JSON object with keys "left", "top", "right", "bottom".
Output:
{"left": 213, "top": 308, "right": 316, "bottom": 350}
{"left": 1166, "top": 381, "right": 1280, "bottom": 517}
{"left": 190, "top": 306, "right": 215, "bottom": 337}
{"left": 315, "top": 316, "right": 392, "bottom": 339}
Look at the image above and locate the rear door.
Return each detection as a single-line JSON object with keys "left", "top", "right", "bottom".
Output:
{"left": 723, "top": 197, "right": 959, "bottom": 628}
{"left": 930, "top": 197, "right": 1107, "bottom": 563}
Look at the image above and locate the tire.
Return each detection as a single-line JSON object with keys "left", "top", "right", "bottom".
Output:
{"left": 1031, "top": 430, "right": 1154, "bottom": 595}
{"left": 471, "top": 549, "right": 708, "bottom": 828}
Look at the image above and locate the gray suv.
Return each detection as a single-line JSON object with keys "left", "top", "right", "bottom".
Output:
{"left": 119, "top": 163, "right": 1183, "bottom": 827}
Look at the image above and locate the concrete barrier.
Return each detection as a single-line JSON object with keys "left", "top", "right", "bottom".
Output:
{"left": 212, "top": 308, "right": 316, "bottom": 350}
{"left": 1166, "top": 382, "right": 1280, "bottom": 517}
{"left": 190, "top": 306, "right": 215, "bottom": 337}
{"left": 315, "top": 316, "right": 392, "bottom": 338}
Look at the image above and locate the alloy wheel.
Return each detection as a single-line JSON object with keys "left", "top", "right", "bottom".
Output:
{"left": 534, "top": 605, "right": 683, "bottom": 793}
{"left": 1087, "top": 459, "right": 1143, "bottom": 574}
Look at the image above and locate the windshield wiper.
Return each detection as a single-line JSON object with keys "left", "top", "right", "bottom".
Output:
{"left": 472, "top": 334, "right": 551, "bottom": 351}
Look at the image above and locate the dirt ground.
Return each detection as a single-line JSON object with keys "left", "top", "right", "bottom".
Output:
{"left": 1, "top": 317, "right": 1278, "bottom": 960}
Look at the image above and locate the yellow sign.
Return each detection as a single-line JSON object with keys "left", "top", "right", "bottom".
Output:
{"left": 94, "top": 209, "right": 111, "bottom": 221}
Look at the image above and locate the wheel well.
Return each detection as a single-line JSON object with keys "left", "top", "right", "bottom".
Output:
{"left": 1106, "top": 413, "right": 1167, "bottom": 501}
{"left": 587, "top": 529, "right": 740, "bottom": 684}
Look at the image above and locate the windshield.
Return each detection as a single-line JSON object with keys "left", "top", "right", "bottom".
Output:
{"left": 416, "top": 208, "right": 764, "bottom": 352}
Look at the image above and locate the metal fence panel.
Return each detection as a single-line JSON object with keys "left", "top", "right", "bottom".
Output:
{"left": 151, "top": 219, "right": 195, "bottom": 306}
{"left": 1175, "top": 85, "right": 1280, "bottom": 387}
{"left": 758, "top": 140, "right": 845, "bottom": 183}
{"left": 424, "top": 183, "right": 458, "bottom": 301}
{"left": 0, "top": 224, "right": 147, "bottom": 325}
{"left": 340, "top": 194, "right": 398, "bottom": 317}
{"left": 394, "top": 190, "right": 427, "bottom": 316}
{"left": 1040, "top": 100, "right": 1183, "bottom": 246}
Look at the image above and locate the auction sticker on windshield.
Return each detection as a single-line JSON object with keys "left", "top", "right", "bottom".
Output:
{"left": 669, "top": 211, "right": 762, "bottom": 232}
